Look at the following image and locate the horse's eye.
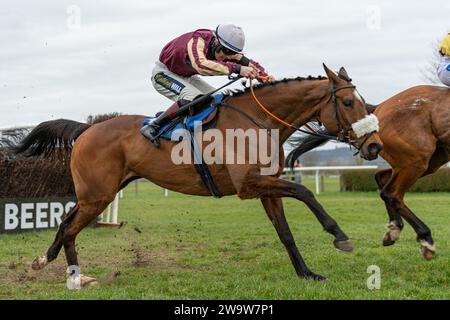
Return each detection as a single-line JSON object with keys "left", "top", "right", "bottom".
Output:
{"left": 343, "top": 99, "right": 353, "bottom": 108}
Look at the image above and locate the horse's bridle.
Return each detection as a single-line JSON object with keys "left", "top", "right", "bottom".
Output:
{"left": 331, "top": 84, "right": 356, "bottom": 141}
{"left": 222, "top": 76, "right": 377, "bottom": 152}
{"left": 329, "top": 84, "right": 376, "bottom": 152}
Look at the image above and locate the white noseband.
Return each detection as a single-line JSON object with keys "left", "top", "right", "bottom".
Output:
{"left": 351, "top": 114, "right": 379, "bottom": 138}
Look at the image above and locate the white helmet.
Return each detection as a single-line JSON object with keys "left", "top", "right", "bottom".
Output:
{"left": 215, "top": 24, "right": 245, "bottom": 53}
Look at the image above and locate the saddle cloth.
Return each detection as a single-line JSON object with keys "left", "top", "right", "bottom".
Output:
{"left": 143, "top": 94, "right": 225, "bottom": 140}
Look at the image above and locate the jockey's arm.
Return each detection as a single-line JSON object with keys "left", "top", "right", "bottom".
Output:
{"left": 228, "top": 53, "right": 274, "bottom": 82}
{"left": 228, "top": 54, "right": 268, "bottom": 77}
{"left": 187, "top": 33, "right": 273, "bottom": 81}
{"left": 187, "top": 34, "right": 239, "bottom": 76}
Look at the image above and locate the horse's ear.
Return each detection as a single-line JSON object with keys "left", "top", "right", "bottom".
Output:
{"left": 338, "top": 67, "right": 352, "bottom": 82}
{"left": 323, "top": 63, "right": 339, "bottom": 86}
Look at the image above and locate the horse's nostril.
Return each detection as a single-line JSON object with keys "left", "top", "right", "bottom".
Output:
{"left": 368, "top": 143, "right": 383, "bottom": 155}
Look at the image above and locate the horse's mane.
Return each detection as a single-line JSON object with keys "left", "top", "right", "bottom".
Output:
{"left": 222, "top": 75, "right": 327, "bottom": 98}
{"left": 86, "top": 112, "right": 122, "bottom": 124}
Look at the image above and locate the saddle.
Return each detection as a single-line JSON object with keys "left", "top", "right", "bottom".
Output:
{"left": 143, "top": 94, "right": 225, "bottom": 141}
{"left": 142, "top": 94, "right": 226, "bottom": 198}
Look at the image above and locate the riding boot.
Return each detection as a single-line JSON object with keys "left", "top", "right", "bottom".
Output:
{"left": 140, "top": 99, "right": 190, "bottom": 147}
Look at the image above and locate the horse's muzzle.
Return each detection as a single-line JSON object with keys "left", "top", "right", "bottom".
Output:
{"left": 363, "top": 142, "right": 383, "bottom": 160}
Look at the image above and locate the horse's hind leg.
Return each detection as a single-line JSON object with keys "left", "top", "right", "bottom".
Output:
{"left": 31, "top": 198, "right": 112, "bottom": 288}
{"left": 61, "top": 199, "right": 112, "bottom": 287}
{"left": 378, "top": 147, "right": 449, "bottom": 247}
{"left": 380, "top": 167, "right": 436, "bottom": 260}
{"left": 375, "top": 169, "right": 404, "bottom": 246}
{"left": 31, "top": 204, "right": 80, "bottom": 270}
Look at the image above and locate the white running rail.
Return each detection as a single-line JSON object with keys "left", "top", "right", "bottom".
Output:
{"left": 282, "top": 166, "right": 378, "bottom": 195}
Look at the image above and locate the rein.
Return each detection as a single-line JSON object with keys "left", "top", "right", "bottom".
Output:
{"left": 218, "top": 75, "right": 376, "bottom": 151}
{"left": 247, "top": 77, "right": 339, "bottom": 140}
{"left": 246, "top": 77, "right": 379, "bottom": 152}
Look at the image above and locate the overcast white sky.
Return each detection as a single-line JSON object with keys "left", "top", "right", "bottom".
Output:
{"left": 0, "top": 0, "right": 449, "bottom": 129}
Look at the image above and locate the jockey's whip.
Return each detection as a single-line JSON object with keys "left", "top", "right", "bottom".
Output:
{"left": 179, "top": 75, "right": 243, "bottom": 112}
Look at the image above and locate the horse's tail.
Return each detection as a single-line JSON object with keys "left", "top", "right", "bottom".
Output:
{"left": 285, "top": 129, "right": 335, "bottom": 169}
{"left": 11, "top": 119, "right": 91, "bottom": 157}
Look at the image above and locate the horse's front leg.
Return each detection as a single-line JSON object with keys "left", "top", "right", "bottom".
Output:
{"left": 375, "top": 169, "right": 404, "bottom": 246}
{"left": 238, "top": 173, "right": 352, "bottom": 251}
{"left": 261, "top": 197, "right": 325, "bottom": 280}
{"left": 291, "top": 182, "right": 353, "bottom": 252}
{"left": 231, "top": 170, "right": 352, "bottom": 280}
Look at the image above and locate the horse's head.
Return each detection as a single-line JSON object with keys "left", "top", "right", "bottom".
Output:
{"left": 319, "top": 64, "right": 383, "bottom": 160}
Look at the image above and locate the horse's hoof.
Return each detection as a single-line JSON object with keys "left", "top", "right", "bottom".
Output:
{"left": 67, "top": 273, "right": 98, "bottom": 290}
{"left": 333, "top": 239, "right": 353, "bottom": 252}
{"left": 382, "top": 232, "right": 396, "bottom": 246}
{"left": 301, "top": 271, "right": 327, "bottom": 281}
{"left": 31, "top": 256, "right": 48, "bottom": 270}
{"left": 80, "top": 274, "right": 99, "bottom": 287}
{"left": 383, "top": 222, "right": 401, "bottom": 246}
{"left": 419, "top": 240, "right": 435, "bottom": 261}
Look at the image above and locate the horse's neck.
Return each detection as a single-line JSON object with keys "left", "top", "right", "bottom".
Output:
{"left": 230, "top": 80, "right": 329, "bottom": 143}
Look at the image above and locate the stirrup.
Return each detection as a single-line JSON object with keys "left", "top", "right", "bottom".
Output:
{"left": 150, "top": 136, "right": 161, "bottom": 148}
{"left": 140, "top": 125, "right": 161, "bottom": 148}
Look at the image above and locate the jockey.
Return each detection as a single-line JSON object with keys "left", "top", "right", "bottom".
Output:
{"left": 437, "top": 32, "right": 450, "bottom": 86}
{"left": 140, "top": 24, "right": 274, "bottom": 147}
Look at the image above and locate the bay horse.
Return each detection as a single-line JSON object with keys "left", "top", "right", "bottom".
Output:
{"left": 13, "top": 65, "right": 382, "bottom": 286}
{"left": 287, "top": 74, "right": 450, "bottom": 261}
